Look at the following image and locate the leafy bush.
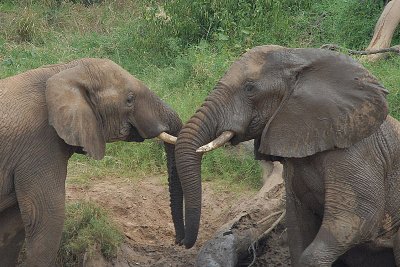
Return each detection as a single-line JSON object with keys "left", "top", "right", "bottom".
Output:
{"left": 138, "top": 0, "right": 391, "bottom": 52}
{"left": 143, "top": 0, "right": 315, "bottom": 50}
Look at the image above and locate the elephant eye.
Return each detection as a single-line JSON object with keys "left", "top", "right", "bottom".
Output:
{"left": 126, "top": 94, "right": 134, "bottom": 107}
{"left": 244, "top": 82, "right": 256, "bottom": 94}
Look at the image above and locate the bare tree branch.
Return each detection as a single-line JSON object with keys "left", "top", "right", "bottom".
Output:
{"left": 248, "top": 210, "right": 286, "bottom": 267}
{"left": 321, "top": 44, "right": 400, "bottom": 56}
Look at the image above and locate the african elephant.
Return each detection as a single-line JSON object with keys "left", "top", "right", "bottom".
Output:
{"left": 173, "top": 45, "right": 400, "bottom": 266}
{"left": 0, "top": 58, "right": 182, "bottom": 267}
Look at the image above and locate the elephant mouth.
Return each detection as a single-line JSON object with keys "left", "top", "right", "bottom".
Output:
{"left": 124, "top": 124, "right": 177, "bottom": 144}
{"left": 230, "top": 132, "right": 257, "bottom": 145}
{"left": 126, "top": 124, "right": 145, "bottom": 142}
{"left": 230, "top": 136, "right": 242, "bottom": 146}
{"left": 222, "top": 117, "right": 262, "bottom": 146}
{"left": 196, "top": 129, "right": 256, "bottom": 153}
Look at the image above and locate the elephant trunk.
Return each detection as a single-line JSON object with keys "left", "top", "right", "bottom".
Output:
{"left": 164, "top": 142, "right": 185, "bottom": 243}
{"left": 159, "top": 105, "right": 185, "bottom": 244}
{"left": 175, "top": 105, "right": 217, "bottom": 248}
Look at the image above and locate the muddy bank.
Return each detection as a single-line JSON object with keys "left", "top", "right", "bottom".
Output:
{"left": 66, "top": 175, "right": 290, "bottom": 266}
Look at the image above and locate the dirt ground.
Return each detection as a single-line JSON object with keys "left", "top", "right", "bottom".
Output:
{"left": 66, "top": 175, "right": 290, "bottom": 267}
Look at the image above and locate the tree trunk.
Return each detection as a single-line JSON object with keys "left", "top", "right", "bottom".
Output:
{"left": 366, "top": 0, "right": 400, "bottom": 61}
{"left": 196, "top": 161, "right": 285, "bottom": 267}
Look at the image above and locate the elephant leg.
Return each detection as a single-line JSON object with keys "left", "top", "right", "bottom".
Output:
{"left": 0, "top": 205, "right": 25, "bottom": 267}
{"left": 284, "top": 165, "right": 321, "bottom": 266}
{"left": 14, "top": 156, "right": 68, "bottom": 267}
{"left": 299, "top": 218, "right": 362, "bottom": 267}
{"left": 285, "top": 192, "right": 321, "bottom": 266}
{"left": 299, "top": 165, "right": 385, "bottom": 267}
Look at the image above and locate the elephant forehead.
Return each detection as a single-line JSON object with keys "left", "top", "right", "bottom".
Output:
{"left": 238, "top": 49, "right": 282, "bottom": 77}
{"left": 222, "top": 59, "right": 263, "bottom": 84}
{"left": 222, "top": 46, "right": 286, "bottom": 85}
{"left": 243, "top": 59, "right": 264, "bottom": 79}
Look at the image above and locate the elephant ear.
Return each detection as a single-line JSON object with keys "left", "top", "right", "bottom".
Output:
{"left": 45, "top": 63, "right": 106, "bottom": 160}
{"left": 259, "top": 49, "right": 388, "bottom": 158}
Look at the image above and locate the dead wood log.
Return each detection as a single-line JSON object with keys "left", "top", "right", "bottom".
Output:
{"left": 196, "top": 162, "right": 285, "bottom": 267}
{"left": 366, "top": 0, "right": 400, "bottom": 61}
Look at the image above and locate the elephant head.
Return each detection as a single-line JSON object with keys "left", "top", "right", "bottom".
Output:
{"left": 45, "top": 58, "right": 181, "bottom": 157}
{"left": 45, "top": 58, "right": 184, "bottom": 241}
{"left": 174, "top": 45, "right": 388, "bottom": 248}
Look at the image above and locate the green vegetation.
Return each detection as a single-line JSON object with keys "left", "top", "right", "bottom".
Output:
{"left": 0, "top": 0, "right": 399, "bottom": 261}
{"left": 365, "top": 57, "right": 400, "bottom": 119}
{"left": 57, "top": 201, "right": 123, "bottom": 266}
{"left": 0, "top": 0, "right": 398, "bottom": 188}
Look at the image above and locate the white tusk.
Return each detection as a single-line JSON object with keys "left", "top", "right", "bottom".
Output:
{"left": 158, "top": 132, "right": 177, "bottom": 144}
{"left": 196, "top": 131, "right": 234, "bottom": 153}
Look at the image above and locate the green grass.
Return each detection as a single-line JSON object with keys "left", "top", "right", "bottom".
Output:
{"left": 67, "top": 140, "right": 166, "bottom": 185}
{"left": 201, "top": 146, "right": 263, "bottom": 189}
{"left": 57, "top": 201, "right": 123, "bottom": 266}
{"left": 363, "top": 55, "right": 400, "bottom": 120}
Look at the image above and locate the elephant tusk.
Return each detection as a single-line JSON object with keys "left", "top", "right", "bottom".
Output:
{"left": 158, "top": 132, "right": 177, "bottom": 144}
{"left": 196, "top": 131, "right": 234, "bottom": 153}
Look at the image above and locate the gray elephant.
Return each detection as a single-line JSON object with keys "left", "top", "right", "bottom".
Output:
{"left": 0, "top": 58, "right": 183, "bottom": 267}
{"left": 173, "top": 45, "right": 400, "bottom": 266}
